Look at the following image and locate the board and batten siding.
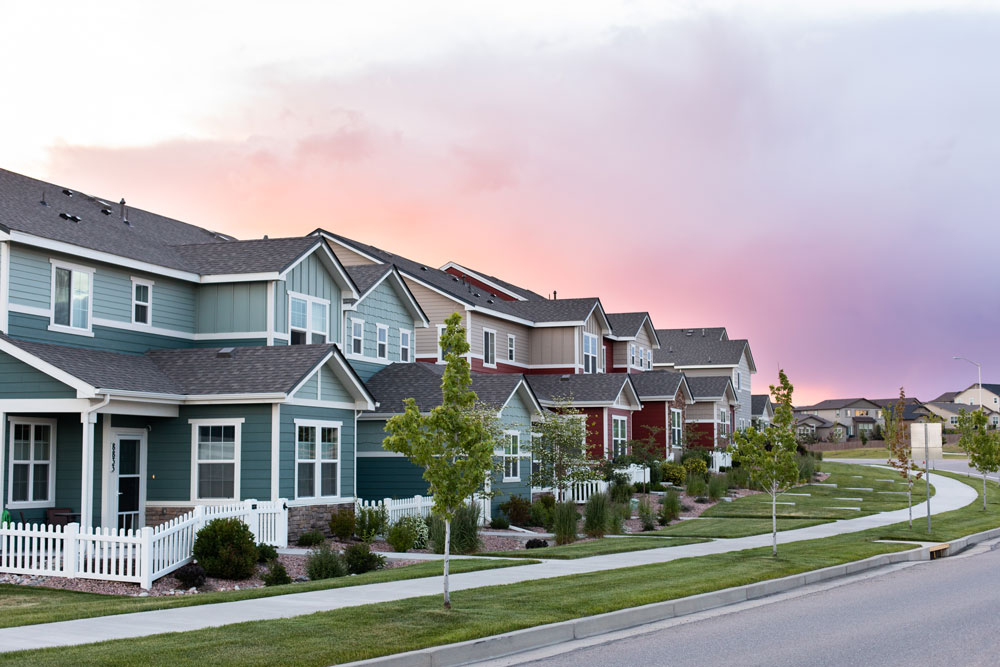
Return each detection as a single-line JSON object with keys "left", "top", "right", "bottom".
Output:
{"left": 529, "top": 327, "right": 576, "bottom": 367}
{"left": 290, "top": 364, "right": 353, "bottom": 404}
{"left": 402, "top": 276, "right": 466, "bottom": 358}
{"left": 347, "top": 276, "right": 417, "bottom": 368}
{"left": 278, "top": 404, "right": 356, "bottom": 501}
{"left": 274, "top": 252, "right": 342, "bottom": 344}
{"left": 470, "top": 312, "right": 531, "bottom": 366}
{"left": 327, "top": 241, "right": 378, "bottom": 267}
{"left": 196, "top": 282, "right": 268, "bottom": 334}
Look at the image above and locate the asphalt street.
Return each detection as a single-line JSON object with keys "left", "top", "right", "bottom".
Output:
{"left": 503, "top": 539, "right": 1000, "bottom": 667}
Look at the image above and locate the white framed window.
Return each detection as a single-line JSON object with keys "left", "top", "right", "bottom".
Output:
{"left": 630, "top": 345, "right": 637, "bottom": 367}
{"left": 503, "top": 431, "right": 520, "bottom": 481}
{"left": 601, "top": 344, "right": 607, "bottom": 373}
{"left": 483, "top": 329, "right": 496, "bottom": 367}
{"left": 289, "top": 293, "right": 329, "bottom": 345}
{"left": 131, "top": 277, "right": 153, "bottom": 326}
{"left": 50, "top": 260, "right": 93, "bottom": 334}
{"left": 7, "top": 419, "right": 56, "bottom": 509}
{"left": 350, "top": 318, "right": 364, "bottom": 355}
{"left": 735, "top": 371, "right": 742, "bottom": 390}
{"left": 950, "top": 416, "right": 958, "bottom": 425}
{"left": 294, "top": 420, "right": 341, "bottom": 499}
{"left": 400, "top": 329, "right": 412, "bottom": 363}
{"left": 507, "top": 334, "right": 516, "bottom": 362}
{"left": 670, "top": 409, "right": 683, "bottom": 446}
{"left": 583, "top": 333, "right": 599, "bottom": 374}
{"left": 646, "top": 349, "right": 652, "bottom": 370}
{"left": 436, "top": 324, "right": 447, "bottom": 362}
{"left": 612, "top": 416, "right": 628, "bottom": 458}
{"left": 718, "top": 408, "right": 730, "bottom": 438}
{"left": 190, "top": 419, "right": 243, "bottom": 501}
{"left": 376, "top": 324, "right": 389, "bottom": 360}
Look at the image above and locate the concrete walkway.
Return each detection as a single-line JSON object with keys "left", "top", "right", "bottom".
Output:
{"left": 0, "top": 469, "right": 977, "bottom": 654}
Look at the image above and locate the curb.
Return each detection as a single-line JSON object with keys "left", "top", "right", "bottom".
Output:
{"left": 346, "top": 524, "right": 1000, "bottom": 667}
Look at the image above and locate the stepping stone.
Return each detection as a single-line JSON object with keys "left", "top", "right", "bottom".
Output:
{"left": 835, "top": 497, "right": 863, "bottom": 501}
{"left": 876, "top": 479, "right": 897, "bottom": 483}
{"left": 828, "top": 506, "right": 862, "bottom": 511}
{"left": 811, "top": 483, "right": 837, "bottom": 487}
{"left": 844, "top": 487, "right": 873, "bottom": 491}
{"left": 877, "top": 491, "right": 908, "bottom": 495}
{"left": 770, "top": 501, "right": 796, "bottom": 505}
{"left": 782, "top": 493, "right": 811, "bottom": 497}
{"left": 851, "top": 475, "right": 863, "bottom": 479}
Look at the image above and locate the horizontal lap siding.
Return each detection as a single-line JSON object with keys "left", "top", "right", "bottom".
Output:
{"left": 357, "top": 457, "right": 428, "bottom": 500}
{"left": 0, "top": 352, "right": 75, "bottom": 397}
{"left": 9, "top": 312, "right": 191, "bottom": 353}
{"left": 403, "top": 277, "right": 465, "bottom": 358}
{"left": 348, "top": 359, "right": 386, "bottom": 382}
{"left": 493, "top": 392, "right": 532, "bottom": 512}
{"left": 279, "top": 404, "right": 355, "bottom": 500}
{"left": 470, "top": 312, "right": 530, "bottom": 367}
{"left": 8, "top": 246, "right": 51, "bottom": 310}
{"left": 583, "top": 408, "right": 604, "bottom": 458}
{"left": 327, "top": 242, "right": 378, "bottom": 267}
{"left": 320, "top": 365, "right": 352, "bottom": 402}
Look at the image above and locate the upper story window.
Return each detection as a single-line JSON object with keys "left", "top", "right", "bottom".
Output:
{"left": 51, "top": 261, "right": 93, "bottom": 333}
{"left": 645, "top": 349, "right": 652, "bottom": 370}
{"left": 437, "top": 324, "right": 448, "bottom": 362}
{"left": 350, "top": 318, "right": 364, "bottom": 355}
{"left": 400, "top": 329, "right": 412, "bottom": 363}
{"left": 290, "top": 293, "right": 329, "bottom": 345}
{"left": 376, "top": 324, "right": 389, "bottom": 360}
{"left": 483, "top": 329, "right": 496, "bottom": 367}
{"left": 735, "top": 371, "right": 742, "bottom": 390}
{"left": 507, "top": 334, "right": 516, "bottom": 362}
{"left": 630, "top": 344, "right": 637, "bottom": 367}
{"left": 601, "top": 343, "right": 607, "bottom": 373}
{"left": 7, "top": 420, "right": 56, "bottom": 508}
{"left": 191, "top": 420, "right": 242, "bottom": 501}
{"left": 131, "top": 278, "right": 153, "bottom": 326}
{"left": 583, "top": 333, "right": 599, "bottom": 374}
{"left": 719, "top": 408, "right": 730, "bottom": 437}
{"left": 503, "top": 431, "right": 520, "bottom": 481}
{"left": 611, "top": 416, "right": 628, "bottom": 458}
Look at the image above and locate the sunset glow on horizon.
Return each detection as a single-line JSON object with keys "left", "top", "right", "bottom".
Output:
{"left": 3, "top": 1, "right": 999, "bottom": 405}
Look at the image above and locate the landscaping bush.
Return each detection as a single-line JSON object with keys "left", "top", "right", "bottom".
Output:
{"left": 328, "top": 507, "right": 355, "bottom": 541}
{"left": 638, "top": 498, "right": 656, "bottom": 531}
{"left": 649, "top": 463, "right": 663, "bottom": 486}
{"left": 344, "top": 542, "right": 386, "bottom": 574}
{"left": 490, "top": 512, "right": 510, "bottom": 530}
{"left": 262, "top": 559, "right": 292, "bottom": 586}
{"left": 606, "top": 503, "right": 628, "bottom": 534}
{"left": 174, "top": 563, "right": 206, "bottom": 589}
{"left": 192, "top": 518, "right": 258, "bottom": 580}
{"left": 583, "top": 492, "right": 610, "bottom": 538}
{"left": 708, "top": 475, "right": 727, "bottom": 501}
{"left": 797, "top": 453, "right": 821, "bottom": 482}
{"left": 683, "top": 457, "right": 708, "bottom": 479}
{"left": 529, "top": 500, "right": 554, "bottom": 530}
{"left": 499, "top": 495, "right": 532, "bottom": 526}
{"left": 537, "top": 494, "right": 556, "bottom": 511}
{"left": 553, "top": 501, "right": 579, "bottom": 545}
{"left": 609, "top": 473, "right": 633, "bottom": 504}
{"left": 256, "top": 542, "right": 279, "bottom": 563}
{"left": 355, "top": 505, "right": 388, "bottom": 542}
{"left": 658, "top": 490, "right": 681, "bottom": 525}
{"left": 297, "top": 530, "right": 325, "bottom": 547}
{"left": 386, "top": 518, "right": 419, "bottom": 553}
{"left": 526, "top": 538, "right": 549, "bottom": 549}
{"left": 305, "top": 543, "right": 346, "bottom": 580}
{"left": 660, "top": 462, "right": 686, "bottom": 487}
{"left": 397, "top": 515, "right": 429, "bottom": 550}
{"left": 726, "top": 465, "right": 749, "bottom": 490}
{"left": 686, "top": 473, "right": 708, "bottom": 498}
{"left": 429, "top": 503, "right": 481, "bottom": 554}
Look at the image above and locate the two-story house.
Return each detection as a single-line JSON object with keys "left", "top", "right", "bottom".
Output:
{"left": 794, "top": 398, "right": 882, "bottom": 438}
{"left": 750, "top": 394, "right": 774, "bottom": 429}
{"left": 630, "top": 370, "right": 693, "bottom": 459}
{"left": 605, "top": 312, "right": 660, "bottom": 373}
{"left": 951, "top": 384, "right": 1000, "bottom": 412}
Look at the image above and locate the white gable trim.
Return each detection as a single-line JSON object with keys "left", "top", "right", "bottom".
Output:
{"left": 0, "top": 339, "right": 96, "bottom": 397}
{"left": 438, "top": 261, "right": 528, "bottom": 302}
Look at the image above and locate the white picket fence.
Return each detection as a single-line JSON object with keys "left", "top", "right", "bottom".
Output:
{"left": 357, "top": 493, "right": 492, "bottom": 526}
{"left": 710, "top": 451, "right": 733, "bottom": 471}
{"left": 0, "top": 498, "right": 288, "bottom": 590}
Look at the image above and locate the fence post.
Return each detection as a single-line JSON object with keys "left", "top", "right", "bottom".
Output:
{"left": 193, "top": 504, "right": 205, "bottom": 533}
{"left": 245, "top": 499, "right": 260, "bottom": 542}
{"left": 139, "top": 526, "right": 153, "bottom": 590}
{"left": 64, "top": 523, "right": 78, "bottom": 577}
{"left": 277, "top": 499, "right": 289, "bottom": 548}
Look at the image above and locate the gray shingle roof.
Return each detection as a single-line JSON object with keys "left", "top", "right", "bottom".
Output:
{"left": 170, "top": 237, "right": 322, "bottom": 275}
{"left": 751, "top": 394, "right": 773, "bottom": 417}
{"left": 607, "top": 312, "right": 653, "bottom": 339}
{"left": 803, "top": 398, "right": 880, "bottom": 410}
{"left": 526, "top": 373, "right": 636, "bottom": 405}
{"left": 630, "top": 370, "right": 685, "bottom": 400}
{"left": 364, "top": 362, "right": 531, "bottom": 413}
{"left": 654, "top": 329, "right": 748, "bottom": 367}
{"left": 870, "top": 397, "right": 923, "bottom": 408}
{"left": 796, "top": 414, "right": 834, "bottom": 428}
{"left": 685, "top": 376, "right": 733, "bottom": 400}
{"left": 931, "top": 391, "right": 959, "bottom": 402}
{"left": 925, "top": 402, "right": 999, "bottom": 416}
{"left": 441, "top": 263, "right": 547, "bottom": 301}
{"left": 345, "top": 264, "right": 394, "bottom": 296}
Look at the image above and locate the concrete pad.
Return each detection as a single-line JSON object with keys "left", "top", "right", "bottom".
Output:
{"left": 810, "top": 483, "right": 838, "bottom": 487}
{"left": 783, "top": 493, "right": 811, "bottom": 497}
{"left": 834, "top": 497, "right": 863, "bottom": 501}
{"left": 844, "top": 487, "right": 874, "bottom": 491}
{"left": 827, "top": 507, "right": 862, "bottom": 511}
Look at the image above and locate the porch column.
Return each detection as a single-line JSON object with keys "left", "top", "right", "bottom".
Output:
{"left": 0, "top": 411, "right": 5, "bottom": 513}
{"left": 80, "top": 411, "right": 97, "bottom": 530}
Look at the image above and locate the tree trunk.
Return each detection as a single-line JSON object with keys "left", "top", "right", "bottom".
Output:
{"left": 443, "top": 518, "right": 451, "bottom": 609}
{"left": 984, "top": 472, "right": 988, "bottom": 511}
{"left": 771, "top": 488, "right": 777, "bottom": 557}
{"left": 907, "top": 468, "right": 912, "bottom": 528}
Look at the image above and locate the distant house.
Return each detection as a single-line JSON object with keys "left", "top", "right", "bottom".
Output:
{"left": 952, "top": 384, "right": 1000, "bottom": 411}
{"left": 922, "top": 402, "right": 1000, "bottom": 428}
{"left": 750, "top": 394, "right": 774, "bottom": 430}
{"left": 795, "top": 414, "right": 843, "bottom": 442}
{"left": 795, "top": 398, "right": 882, "bottom": 438}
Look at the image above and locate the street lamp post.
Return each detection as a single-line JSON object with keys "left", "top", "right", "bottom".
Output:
{"left": 953, "top": 356, "right": 983, "bottom": 410}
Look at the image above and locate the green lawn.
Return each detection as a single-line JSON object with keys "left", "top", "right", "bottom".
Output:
{"left": 644, "top": 518, "right": 832, "bottom": 538}
{"left": 479, "top": 536, "right": 708, "bottom": 559}
{"left": 0, "top": 558, "right": 533, "bottom": 630}
{"left": 824, "top": 445, "right": 967, "bottom": 459}
{"left": 703, "top": 462, "right": 933, "bottom": 520}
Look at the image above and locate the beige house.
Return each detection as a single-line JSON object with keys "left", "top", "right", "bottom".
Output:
{"left": 922, "top": 402, "right": 1000, "bottom": 428}
{"left": 795, "top": 398, "right": 882, "bottom": 438}
{"left": 952, "top": 383, "right": 1000, "bottom": 412}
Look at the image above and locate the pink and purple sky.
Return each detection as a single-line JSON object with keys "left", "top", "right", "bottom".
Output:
{"left": 2, "top": 1, "right": 998, "bottom": 405}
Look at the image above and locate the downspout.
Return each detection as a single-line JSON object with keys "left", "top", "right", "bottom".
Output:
{"left": 80, "top": 392, "right": 112, "bottom": 531}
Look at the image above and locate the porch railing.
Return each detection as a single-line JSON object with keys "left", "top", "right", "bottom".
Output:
{"left": 0, "top": 498, "right": 288, "bottom": 590}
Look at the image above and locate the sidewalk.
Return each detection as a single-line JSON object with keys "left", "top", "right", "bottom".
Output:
{"left": 0, "top": 470, "right": 977, "bottom": 654}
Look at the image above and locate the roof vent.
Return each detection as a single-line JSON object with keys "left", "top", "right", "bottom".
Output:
{"left": 59, "top": 213, "right": 82, "bottom": 222}
{"left": 452, "top": 276, "right": 459, "bottom": 282}
{"left": 101, "top": 208, "right": 112, "bottom": 215}
{"left": 217, "top": 347, "right": 235, "bottom": 359}
{"left": 490, "top": 293, "right": 496, "bottom": 298}
{"left": 40, "top": 190, "right": 48, "bottom": 206}
{"left": 701, "top": 328, "right": 705, "bottom": 336}
{"left": 473, "top": 293, "right": 480, "bottom": 298}
{"left": 560, "top": 374, "right": 571, "bottom": 381}
{"left": 420, "top": 266, "right": 428, "bottom": 271}
{"left": 62, "top": 189, "right": 73, "bottom": 197}
{"left": 120, "top": 199, "right": 130, "bottom": 226}
{"left": 487, "top": 299, "right": 494, "bottom": 304}
{"left": 668, "top": 345, "right": 673, "bottom": 353}
{"left": 685, "top": 331, "right": 692, "bottom": 336}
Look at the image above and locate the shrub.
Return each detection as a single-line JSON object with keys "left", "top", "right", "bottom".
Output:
{"left": 526, "top": 538, "right": 549, "bottom": 549}
{"left": 610, "top": 477, "right": 633, "bottom": 504}
{"left": 305, "top": 543, "right": 346, "bottom": 580}
{"left": 649, "top": 463, "right": 663, "bottom": 486}
{"left": 344, "top": 542, "right": 386, "bottom": 574}
{"left": 387, "top": 519, "right": 418, "bottom": 553}
{"left": 583, "top": 492, "right": 610, "bottom": 538}
{"left": 193, "top": 518, "right": 258, "bottom": 580}
{"left": 658, "top": 490, "right": 681, "bottom": 525}
{"left": 262, "top": 559, "right": 292, "bottom": 586}
{"left": 683, "top": 457, "right": 708, "bottom": 478}
{"left": 537, "top": 494, "right": 556, "bottom": 510}
{"left": 256, "top": 542, "right": 278, "bottom": 563}
{"left": 648, "top": 482, "right": 666, "bottom": 493}
{"left": 297, "top": 530, "right": 325, "bottom": 547}
{"left": 681, "top": 448, "right": 711, "bottom": 467}
{"left": 397, "top": 515, "right": 429, "bottom": 550}
{"left": 355, "top": 505, "right": 388, "bottom": 542}
{"left": 660, "top": 462, "right": 686, "bottom": 486}
{"left": 490, "top": 512, "right": 510, "bottom": 530}
{"left": 638, "top": 498, "right": 656, "bottom": 531}
{"left": 797, "top": 453, "right": 820, "bottom": 482}
{"left": 860, "top": 431, "right": 869, "bottom": 446}
{"left": 430, "top": 503, "right": 482, "bottom": 554}
{"left": 499, "top": 495, "right": 532, "bottom": 526}
{"left": 686, "top": 473, "right": 707, "bottom": 498}
{"left": 708, "top": 475, "right": 727, "bottom": 501}
{"left": 329, "top": 507, "right": 355, "bottom": 541}
{"left": 174, "top": 563, "right": 206, "bottom": 589}
{"left": 606, "top": 503, "right": 628, "bottom": 534}
{"left": 529, "top": 500, "right": 553, "bottom": 530}
{"left": 726, "top": 465, "right": 750, "bottom": 490}
{"left": 553, "top": 501, "right": 579, "bottom": 545}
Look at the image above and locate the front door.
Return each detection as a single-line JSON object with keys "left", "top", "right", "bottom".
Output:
{"left": 114, "top": 435, "right": 146, "bottom": 531}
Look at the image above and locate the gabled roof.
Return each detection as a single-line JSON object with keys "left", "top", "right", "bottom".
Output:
{"left": 870, "top": 397, "right": 923, "bottom": 408}
{"left": 653, "top": 329, "right": 754, "bottom": 371}
{"left": 959, "top": 383, "right": 1000, "bottom": 396}
{"left": 438, "top": 261, "right": 547, "bottom": 301}
{"left": 606, "top": 312, "right": 660, "bottom": 347}
{"left": 803, "top": 398, "right": 881, "bottom": 410}
{"left": 362, "top": 363, "right": 542, "bottom": 416}
{"left": 526, "top": 373, "right": 641, "bottom": 408}
{"left": 751, "top": 394, "right": 774, "bottom": 418}
{"left": 171, "top": 237, "right": 320, "bottom": 275}
{"left": 346, "top": 264, "right": 429, "bottom": 327}
{"left": 924, "top": 402, "right": 1000, "bottom": 416}
{"left": 932, "top": 391, "right": 959, "bottom": 402}
{"left": 685, "top": 376, "right": 736, "bottom": 402}
{"left": 630, "top": 370, "right": 688, "bottom": 401}
{"left": 796, "top": 414, "right": 834, "bottom": 428}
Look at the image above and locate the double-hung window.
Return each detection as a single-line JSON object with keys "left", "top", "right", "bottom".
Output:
{"left": 503, "top": 432, "right": 520, "bottom": 481}
{"left": 483, "top": 329, "right": 496, "bottom": 367}
{"left": 289, "top": 293, "right": 329, "bottom": 345}
{"left": 507, "top": 334, "right": 516, "bottom": 362}
{"left": 192, "top": 420, "right": 241, "bottom": 501}
{"left": 400, "top": 329, "right": 412, "bottom": 362}
{"left": 646, "top": 349, "right": 652, "bottom": 370}
{"left": 350, "top": 318, "right": 364, "bottom": 355}
{"left": 718, "top": 409, "right": 730, "bottom": 439}
{"left": 376, "top": 324, "right": 389, "bottom": 360}
{"left": 630, "top": 345, "right": 637, "bottom": 367}
{"left": 670, "top": 409, "right": 683, "bottom": 447}
{"left": 8, "top": 420, "right": 56, "bottom": 508}
{"left": 51, "top": 261, "right": 93, "bottom": 333}
{"left": 437, "top": 324, "right": 448, "bottom": 362}
{"left": 612, "top": 416, "right": 628, "bottom": 458}
{"left": 295, "top": 421, "right": 340, "bottom": 499}
{"left": 583, "top": 333, "right": 599, "bottom": 374}
{"left": 131, "top": 278, "right": 153, "bottom": 326}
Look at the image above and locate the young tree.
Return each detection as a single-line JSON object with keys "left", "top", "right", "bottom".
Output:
{"left": 627, "top": 425, "right": 665, "bottom": 494}
{"left": 884, "top": 387, "right": 922, "bottom": 528}
{"left": 731, "top": 370, "right": 800, "bottom": 556}
{"left": 383, "top": 313, "right": 503, "bottom": 609}
{"left": 956, "top": 408, "right": 1000, "bottom": 511}
{"left": 531, "top": 397, "right": 600, "bottom": 501}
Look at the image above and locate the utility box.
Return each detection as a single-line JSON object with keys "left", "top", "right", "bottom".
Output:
{"left": 911, "top": 422, "right": 943, "bottom": 460}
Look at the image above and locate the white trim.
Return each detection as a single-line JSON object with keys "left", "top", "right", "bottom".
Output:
{"left": 502, "top": 430, "right": 521, "bottom": 482}
{"left": 436, "top": 323, "right": 447, "bottom": 363}
{"left": 507, "top": 333, "right": 516, "bottom": 363}
{"left": 129, "top": 276, "right": 154, "bottom": 326}
{"left": 611, "top": 414, "right": 628, "bottom": 458}
{"left": 355, "top": 268, "right": 430, "bottom": 327}
{"left": 104, "top": 428, "right": 148, "bottom": 531}
{"left": 288, "top": 290, "right": 331, "bottom": 345}
{"left": 292, "top": 418, "right": 343, "bottom": 500}
{"left": 279, "top": 241, "right": 359, "bottom": 300}
{"left": 350, "top": 317, "right": 364, "bottom": 356}
{"left": 49, "top": 259, "right": 94, "bottom": 334}
{"left": 399, "top": 328, "right": 412, "bottom": 363}
{"left": 356, "top": 451, "right": 407, "bottom": 458}
{"left": 674, "top": 364, "right": 739, "bottom": 370}
{"left": 266, "top": 280, "right": 276, "bottom": 346}
{"left": 6, "top": 417, "right": 58, "bottom": 510}
{"left": 189, "top": 418, "right": 244, "bottom": 503}
{"left": 0, "top": 411, "right": 5, "bottom": 514}
{"left": 7, "top": 303, "right": 50, "bottom": 318}
{"left": 376, "top": 323, "right": 389, "bottom": 360}
{"left": 201, "top": 272, "right": 281, "bottom": 283}
{"left": 438, "top": 261, "right": 528, "bottom": 301}
{"left": 0, "top": 242, "right": 9, "bottom": 333}
{"left": 271, "top": 404, "right": 280, "bottom": 501}
{"left": 285, "top": 398, "right": 360, "bottom": 410}
{"left": 482, "top": 327, "right": 497, "bottom": 368}
{"left": 315, "top": 232, "right": 386, "bottom": 265}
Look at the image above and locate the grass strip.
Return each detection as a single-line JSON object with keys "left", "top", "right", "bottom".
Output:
{"left": 642, "top": 518, "right": 832, "bottom": 538}
{"left": 0, "top": 558, "right": 533, "bottom": 630}
{"left": 478, "top": 536, "right": 708, "bottom": 559}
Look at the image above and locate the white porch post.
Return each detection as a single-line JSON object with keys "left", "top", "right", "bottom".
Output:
{"left": 80, "top": 411, "right": 97, "bottom": 530}
{"left": 0, "top": 411, "right": 5, "bottom": 512}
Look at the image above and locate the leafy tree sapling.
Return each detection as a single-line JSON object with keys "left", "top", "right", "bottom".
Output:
{"left": 956, "top": 408, "right": 1000, "bottom": 511}
{"left": 884, "top": 388, "right": 922, "bottom": 528}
